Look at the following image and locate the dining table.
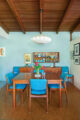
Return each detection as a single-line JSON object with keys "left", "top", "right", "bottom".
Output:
{"left": 12, "top": 72, "right": 62, "bottom": 109}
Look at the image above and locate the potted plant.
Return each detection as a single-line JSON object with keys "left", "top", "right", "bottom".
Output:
{"left": 34, "top": 62, "right": 41, "bottom": 74}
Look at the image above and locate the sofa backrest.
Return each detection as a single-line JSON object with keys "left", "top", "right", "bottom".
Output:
{"left": 13, "top": 66, "right": 20, "bottom": 74}
{"left": 6, "top": 72, "right": 15, "bottom": 84}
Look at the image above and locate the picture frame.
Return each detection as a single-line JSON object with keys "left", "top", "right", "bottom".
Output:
{"left": 70, "top": 50, "right": 74, "bottom": 60}
{"left": 74, "top": 43, "right": 80, "bottom": 56}
{"left": 0, "top": 47, "right": 5, "bottom": 56}
{"left": 74, "top": 56, "right": 80, "bottom": 65}
{"left": 24, "top": 53, "right": 31, "bottom": 64}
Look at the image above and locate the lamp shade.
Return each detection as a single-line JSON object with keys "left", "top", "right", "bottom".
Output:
{"left": 31, "top": 34, "right": 52, "bottom": 44}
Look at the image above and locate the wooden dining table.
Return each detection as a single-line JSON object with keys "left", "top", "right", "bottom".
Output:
{"left": 12, "top": 72, "right": 62, "bottom": 109}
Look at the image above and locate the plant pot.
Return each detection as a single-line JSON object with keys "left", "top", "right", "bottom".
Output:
{"left": 35, "top": 74, "right": 41, "bottom": 78}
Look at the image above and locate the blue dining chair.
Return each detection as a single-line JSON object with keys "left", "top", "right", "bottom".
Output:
{"left": 61, "top": 66, "right": 74, "bottom": 84}
{"left": 29, "top": 79, "right": 48, "bottom": 112}
{"left": 34, "top": 69, "right": 44, "bottom": 74}
{"left": 48, "top": 74, "right": 68, "bottom": 103}
{"left": 5, "top": 72, "right": 27, "bottom": 104}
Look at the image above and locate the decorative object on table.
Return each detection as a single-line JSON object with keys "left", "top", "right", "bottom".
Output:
{"left": 34, "top": 62, "right": 42, "bottom": 75}
{"left": 24, "top": 53, "right": 31, "bottom": 64}
{"left": 35, "top": 74, "right": 41, "bottom": 78}
{"left": 42, "top": 72, "right": 46, "bottom": 79}
{"left": 33, "top": 62, "right": 45, "bottom": 78}
{"left": 31, "top": 34, "right": 51, "bottom": 44}
{"left": 74, "top": 56, "right": 80, "bottom": 65}
{"left": 0, "top": 47, "right": 5, "bottom": 56}
{"left": 74, "top": 43, "right": 80, "bottom": 56}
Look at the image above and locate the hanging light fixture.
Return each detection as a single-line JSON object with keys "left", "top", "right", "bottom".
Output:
{"left": 31, "top": 34, "right": 52, "bottom": 44}
{"left": 31, "top": 6, "right": 51, "bottom": 44}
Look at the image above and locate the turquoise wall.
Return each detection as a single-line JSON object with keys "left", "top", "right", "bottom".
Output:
{"left": 0, "top": 32, "right": 70, "bottom": 81}
{"left": 72, "top": 32, "right": 80, "bottom": 40}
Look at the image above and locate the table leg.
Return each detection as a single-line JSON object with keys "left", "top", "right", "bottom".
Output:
{"left": 13, "top": 82, "right": 16, "bottom": 109}
{"left": 72, "top": 76, "right": 74, "bottom": 85}
{"left": 59, "top": 81, "right": 62, "bottom": 107}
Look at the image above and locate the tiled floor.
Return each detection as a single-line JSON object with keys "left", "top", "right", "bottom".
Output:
{"left": 0, "top": 81, "right": 6, "bottom": 89}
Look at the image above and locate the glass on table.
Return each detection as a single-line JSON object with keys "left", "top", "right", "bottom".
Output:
{"left": 42, "top": 72, "right": 46, "bottom": 79}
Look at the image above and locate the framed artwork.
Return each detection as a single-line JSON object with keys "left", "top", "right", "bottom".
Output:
{"left": 0, "top": 47, "right": 5, "bottom": 56}
{"left": 74, "top": 43, "right": 80, "bottom": 56}
{"left": 33, "top": 52, "right": 59, "bottom": 63}
{"left": 70, "top": 50, "right": 74, "bottom": 60}
{"left": 24, "top": 53, "right": 31, "bottom": 64}
{"left": 74, "top": 56, "right": 80, "bottom": 65}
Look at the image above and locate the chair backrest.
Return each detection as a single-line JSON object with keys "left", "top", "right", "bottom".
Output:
{"left": 62, "top": 74, "right": 68, "bottom": 84}
{"left": 30, "top": 79, "right": 47, "bottom": 91}
{"left": 61, "top": 66, "right": 69, "bottom": 79}
{"left": 13, "top": 66, "right": 20, "bottom": 74}
{"left": 6, "top": 72, "right": 15, "bottom": 84}
{"left": 34, "top": 69, "right": 44, "bottom": 73}
{"left": 62, "top": 66, "right": 69, "bottom": 73}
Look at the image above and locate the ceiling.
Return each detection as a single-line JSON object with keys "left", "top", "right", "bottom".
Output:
{"left": 0, "top": 0, "right": 80, "bottom": 33}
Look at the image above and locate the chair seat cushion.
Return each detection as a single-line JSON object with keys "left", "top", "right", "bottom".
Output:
{"left": 31, "top": 89, "right": 46, "bottom": 95}
{"left": 68, "top": 74, "right": 73, "bottom": 77}
{"left": 13, "top": 72, "right": 19, "bottom": 76}
{"left": 10, "top": 84, "right": 27, "bottom": 89}
{"left": 48, "top": 84, "right": 64, "bottom": 89}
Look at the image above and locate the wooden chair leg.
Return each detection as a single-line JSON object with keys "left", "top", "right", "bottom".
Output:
{"left": 5, "top": 91, "right": 8, "bottom": 103}
{"left": 65, "top": 89, "right": 68, "bottom": 103}
{"left": 27, "top": 85, "right": 29, "bottom": 97}
{"left": 29, "top": 96, "right": 31, "bottom": 112}
{"left": 50, "top": 89, "right": 52, "bottom": 103}
{"left": 21, "top": 91, "right": 24, "bottom": 104}
{"left": 72, "top": 76, "right": 74, "bottom": 85}
{"left": 46, "top": 96, "right": 48, "bottom": 113}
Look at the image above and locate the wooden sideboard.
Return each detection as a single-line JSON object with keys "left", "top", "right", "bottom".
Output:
{"left": 19, "top": 67, "right": 62, "bottom": 77}
{"left": 19, "top": 67, "right": 33, "bottom": 72}
{"left": 42, "top": 67, "right": 62, "bottom": 77}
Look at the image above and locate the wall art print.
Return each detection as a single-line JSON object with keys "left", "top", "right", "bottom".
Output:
{"left": 0, "top": 47, "right": 5, "bottom": 56}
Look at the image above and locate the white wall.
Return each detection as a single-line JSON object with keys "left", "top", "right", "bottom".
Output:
{"left": 0, "top": 32, "right": 70, "bottom": 81}
{"left": 70, "top": 37, "right": 80, "bottom": 89}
